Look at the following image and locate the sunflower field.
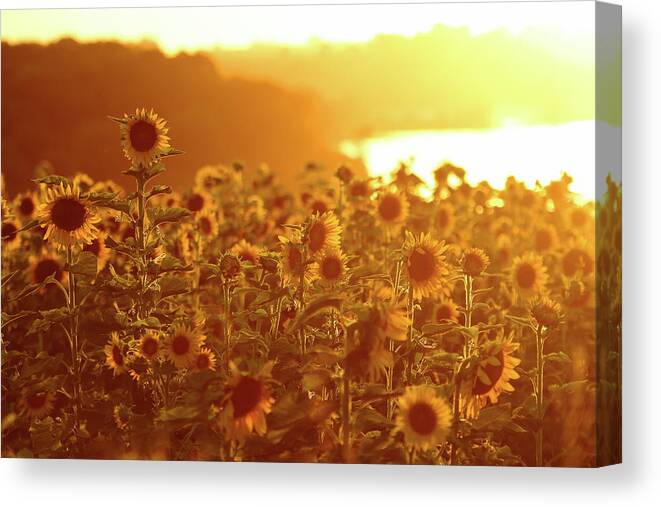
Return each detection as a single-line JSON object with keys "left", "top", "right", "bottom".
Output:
{"left": 1, "top": 109, "right": 621, "bottom": 466}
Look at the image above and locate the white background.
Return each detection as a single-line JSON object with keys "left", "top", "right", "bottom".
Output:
{"left": 0, "top": 0, "right": 658, "bottom": 505}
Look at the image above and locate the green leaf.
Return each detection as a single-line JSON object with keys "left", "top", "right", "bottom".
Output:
{"left": 473, "top": 403, "right": 512, "bottom": 431}
{"left": 158, "top": 276, "right": 190, "bottom": 298}
{"left": 32, "top": 175, "right": 69, "bottom": 187}
{"left": 146, "top": 185, "right": 172, "bottom": 201}
{"left": 290, "top": 295, "right": 343, "bottom": 331}
{"left": 147, "top": 206, "right": 192, "bottom": 228}
{"left": 68, "top": 251, "right": 97, "bottom": 278}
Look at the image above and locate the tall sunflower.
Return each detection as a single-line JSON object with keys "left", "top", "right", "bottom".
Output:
{"left": 194, "top": 347, "right": 218, "bottom": 371}
{"left": 118, "top": 108, "right": 170, "bottom": 166}
{"left": 185, "top": 188, "right": 213, "bottom": 214}
{"left": 230, "top": 239, "right": 262, "bottom": 266}
{"left": 164, "top": 324, "right": 205, "bottom": 369}
{"left": 461, "top": 247, "right": 490, "bottom": 277}
{"left": 305, "top": 211, "right": 341, "bottom": 257}
{"left": 219, "top": 362, "right": 275, "bottom": 443}
{"left": 395, "top": 386, "right": 452, "bottom": 450}
{"left": 376, "top": 191, "right": 409, "bottom": 230}
{"left": 511, "top": 252, "right": 548, "bottom": 297}
{"left": 403, "top": 232, "right": 449, "bottom": 299}
{"left": 434, "top": 297, "right": 460, "bottom": 323}
{"left": 37, "top": 184, "right": 100, "bottom": 248}
{"left": 137, "top": 332, "right": 161, "bottom": 361}
{"left": 461, "top": 337, "right": 521, "bottom": 419}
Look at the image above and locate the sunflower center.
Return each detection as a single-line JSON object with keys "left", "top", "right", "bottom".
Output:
{"left": 112, "top": 345, "right": 124, "bottom": 366}
{"left": 308, "top": 222, "right": 327, "bottom": 252}
{"left": 408, "top": 248, "right": 435, "bottom": 282}
{"left": 196, "top": 353, "right": 210, "bottom": 369}
{"left": 27, "top": 392, "right": 47, "bottom": 409}
{"left": 187, "top": 193, "right": 205, "bottom": 212}
{"left": 408, "top": 402, "right": 438, "bottom": 436}
{"left": 34, "top": 259, "right": 62, "bottom": 283}
{"left": 19, "top": 197, "right": 35, "bottom": 216}
{"left": 142, "top": 337, "right": 158, "bottom": 356}
{"left": 378, "top": 195, "right": 401, "bottom": 221}
{"left": 516, "top": 263, "right": 536, "bottom": 289}
{"left": 350, "top": 182, "right": 368, "bottom": 197}
{"left": 563, "top": 249, "right": 592, "bottom": 276}
{"left": 2, "top": 222, "right": 18, "bottom": 242}
{"left": 129, "top": 120, "right": 158, "bottom": 152}
{"left": 172, "top": 335, "right": 190, "bottom": 356}
{"left": 50, "top": 197, "right": 86, "bottom": 231}
{"left": 231, "top": 376, "right": 263, "bottom": 418}
{"left": 83, "top": 238, "right": 101, "bottom": 256}
{"left": 463, "top": 252, "right": 486, "bottom": 276}
{"left": 321, "top": 256, "right": 342, "bottom": 280}
{"left": 473, "top": 350, "right": 505, "bottom": 395}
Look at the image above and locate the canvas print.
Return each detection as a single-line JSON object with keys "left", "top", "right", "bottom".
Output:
{"left": 0, "top": 1, "right": 621, "bottom": 466}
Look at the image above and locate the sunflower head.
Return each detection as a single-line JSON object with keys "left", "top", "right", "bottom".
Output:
{"left": 37, "top": 183, "right": 100, "bottom": 248}
{"left": 82, "top": 231, "right": 111, "bottom": 270}
{"left": 434, "top": 298, "right": 460, "bottom": 323}
{"left": 138, "top": 332, "right": 161, "bottom": 361}
{"left": 1, "top": 220, "right": 20, "bottom": 250}
{"left": 376, "top": 191, "right": 409, "bottom": 229}
{"left": 315, "top": 248, "right": 347, "bottom": 286}
{"left": 529, "top": 296, "right": 563, "bottom": 329}
{"left": 19, "top": 390, "right": 56, "bottom": 419}
{"left": 461, "top": 337, "right": 521, "bottom": 418}
{"left": 562, "top": 247, "right": 594, "bottom": 277}
{"left": 403, "top": 232, "right": 450, "bottom": 299}
{"left": 395, "top": 386, "right": 452, "bottom": 450}
{"left": 118, "top": 108, "right": 170, "bottom": 166}
{"left": 230, "top": 239, "right": 262, "bottom": 266}
{"left": 461, "top": 247, "right": 490, "bottom": 277}
{"left": 193, "top": 347, "right": 217, "bottom": 371}
{"left": 185, "top": 189, "right": 213, "bottom": 214}
{"left": 15, "top": 192, "right": 38, "bottom": 219}
{"left": 164, "top": 324, "right": 205, "bottom": 369}
{"left": 305, "top": 211, "right": 341, "bottom": 257}
{"left": 220, "top": 362, "right": 275, "bottom": 443}
{"left": 511, "top": 252, "right": 548, "bottom": 297}
{"left": 104, "top": 333, "right": 128, "bottom": 376}
{"left": 344, "top": 341, "right": 393, "bottom": 382}
{"left": 196, "top": 209, "right": 220, "bottom": 238}
{"left": 28, "top": 255, "right": 66, "bottom": 285}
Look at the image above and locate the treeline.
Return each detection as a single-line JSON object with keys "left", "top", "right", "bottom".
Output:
{"left": 1, "top": 39, "right": 344, "bottom": 194}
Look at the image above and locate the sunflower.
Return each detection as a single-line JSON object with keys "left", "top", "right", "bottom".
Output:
{"left": 461, "top": 337, "right": 521, "bottom": 419}
{"left": 19, "top": 390, "right": 56, "bottom": 419}
{"left": 435, "top": 202, "right": 455, "bottom": 237}
{"left": 137, "top": 332, "right": 161, "bottom": 361}
{"left": 306, "top": 211, "right": 341, "bottom": 257}
{"left": 395, "top": 386, "right": 452, "bottom": 450}
{"left": 164, "top": 324, "right": 205, "bottom": 369}
{"left": 344, "top": 341, "right": 393, "bottom": 382}
{"left": 403, "top": 232, "right": 449, "bottom": 299}
{"left": 1, "top": 219, "right": 20, "bottom": 251}
{"left": 219, "top": 362, "right": 275, "bottom": 443}
{"left": 308, "top": 194, "right": 332, "bottom": 216}
{"left": 28, "top": 254, "right": 66, "bottom": 285}
{"left": 194, "top": 347, "right": 218, "bottom": 371}
{"left": 196, "top": 209, "right": 220, "bottom": 238}
{"left": 14, "top": 191, "right": 39, "bottom": 220}
{"left": 562, "top": 247, "right": 594, "bottom": 277}
{"left": 185, "top": 188, "right": 213, "bottom": 214}
{"left": 348, "top": 179, "right": 372, "bottom": 199}
{"left": 113, "top": 404, "right": 132, "bottom": 431}
{"left": 118, "top": 108, "right": 170, "bottom": 166}
{"left": 230, "top": 239, "right": 262, "bottom": 266}
{"left": 461, "top": 247, "right": 490, "bottom": 277}
{"left": 529, "top": 296, "right": 563, "bottom": 329}
{"left": 281, "top": 241, "right": 312, "bottom": 284}
{"left": 372, "top": 286, "right": 410, "bottom": 342}
{"left": 376, "top": 191, "right": 409, "bottom": 230}
{"left": 434, "top": 298, "right": 460, "bottom": 323}
{"left": 104, "top": 333, "right": 128, "bottom": 376}
{"left": 511, "top": 252, "right": 548, "bottom": 297}
{"left": 314, "top": 248, "right": 347, "bottom": 286}
{"left": 533, "top": 225, "right": 557, "bottom": 252}
{"left": 37, "top": 183, "right": 100, "bottom": 248}
{"left": 82, "top": 231, "right": 111, "bottom": 270}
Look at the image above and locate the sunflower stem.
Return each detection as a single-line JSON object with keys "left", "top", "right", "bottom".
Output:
{"left": 405, "top": 287, "right": 415, "bottom": 384}
{"left": 535, "top": 323, "right": 545, "bottom": 466}
{"left": 66, "top": 246, "right": 82, "bottom": 434}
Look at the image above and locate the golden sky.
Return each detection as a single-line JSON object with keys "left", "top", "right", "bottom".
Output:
{"left": 1, "top": 2, "right": 595, "bottom": 53}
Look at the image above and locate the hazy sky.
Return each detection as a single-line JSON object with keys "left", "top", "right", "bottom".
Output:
{"left": 1, "top": 2, "right": 595, "bottom": 53}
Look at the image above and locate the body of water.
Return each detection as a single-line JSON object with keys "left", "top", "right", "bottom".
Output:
{"left": 339, "top": 120, "right": 596, "bottom": 200}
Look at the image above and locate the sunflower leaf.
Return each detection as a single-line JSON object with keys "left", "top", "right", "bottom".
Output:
{"left": 147, "top": 206, "right": 192, "bottom": 228}
{"left": 32, "top": 175, "right": 70, "bottom": 187}
{"left": 68, "top": 251, "right": 97, "bottom": 278}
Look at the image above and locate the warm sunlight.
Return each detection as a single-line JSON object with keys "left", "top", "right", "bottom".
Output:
{"left": 2, "top": 3, "right": 595, "bottom": 53}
